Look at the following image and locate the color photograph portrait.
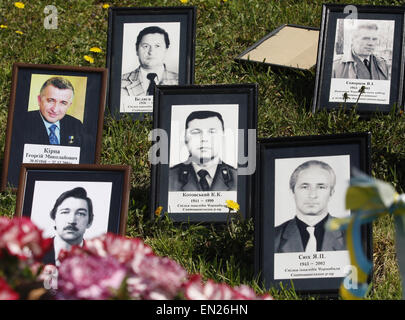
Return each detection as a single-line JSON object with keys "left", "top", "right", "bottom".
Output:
{"left": 28, "top": 74, "right": 87, "bottom": 123}
{"left": 2, "top": 63, "right": 107, "bottom": 191}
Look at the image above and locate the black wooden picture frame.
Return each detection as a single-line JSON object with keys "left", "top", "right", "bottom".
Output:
{"left": 1, "top": 63, "right": 107, "bottom": 191}
{"left": 15, "top": 164, "right": 131, "bottom": 239}
{"left": 150, "top": 84, "right": 258, "bottom": 223}
{"left": 106, "top": 6, "right": 196, "bottom": 120}
{"left": 313, "top": 4, "right": 405, "bottom": 115}
{"left": 255, "top": 132, "right": 372, "bottom": 296}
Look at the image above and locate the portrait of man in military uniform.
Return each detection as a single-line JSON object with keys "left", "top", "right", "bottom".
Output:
{"left": 332, "top": 20, "right": 393, "bottom": 80}
{"left": 169, "top": 110, "right": 237, "bottom": 192}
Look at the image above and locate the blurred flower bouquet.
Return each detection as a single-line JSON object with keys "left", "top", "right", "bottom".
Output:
{"left": 0, "top": 217, "right": 52, "bottom": 299}
{"left": 0, "top": 216, "right": 272, "bottom": 300}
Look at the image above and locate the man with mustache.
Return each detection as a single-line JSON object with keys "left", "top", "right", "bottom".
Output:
{"left": 43, "top": 187, "right": 93, "bottom": 265}
{"left": 169, "top": 110, "right": 237, "bottom": 192}
{"left": 274, "top": 160, "right": 345, "bottom": 253}
{"left": 332, "top": 22, "right": 389, "bottom": 80}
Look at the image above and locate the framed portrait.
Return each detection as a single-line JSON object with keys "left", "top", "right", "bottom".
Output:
{"left": 15, "top": 164, "right": 131, "bottom": 265}
{"left": 1, "top": 63, "right": 107, "bottom": 191}
{"left": 255, "top": 133, "right": 372, "bottom": 296}
{"left": 313, "top": 4, "right": 405, "bottom": 115}
{"left": 150, "top": 84, "right": 257, "bottom": 223}
{"left": 106, "top": 6, "right": 196, "bottom": 120}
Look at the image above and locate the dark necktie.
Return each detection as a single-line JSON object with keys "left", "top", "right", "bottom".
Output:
{"left": 49, "top": 124, "right": 59, "bottom": 145}
{"left": 198, "top": 169, "right": 210, "bottom": 191}
{"left": 146, "top": 73, "right": 157, "bottom": 96}
{"left": 363, "top": 59, "right": 371, "bottom": 72}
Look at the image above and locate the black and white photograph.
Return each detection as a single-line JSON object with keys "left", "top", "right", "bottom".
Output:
{"left": 106, "top": 6, "right": 196, "bottom": 119}
{"left": 313, "top": 4, "right": 405, "bottom": 114}
{"left": 31, "top": 181, "right": 112, "bottom": 265}
{"left": 255, "top": 133, "right": 372, "bottom": 295}
{"left": 330, "top": 19, "right": 394, "bottom": 105}
{"left": 150, "top": 84, "right": 257, "bottom": 223}
{"left": 1, "top": 63, "right": 107, "bottom": 191}
{"left": 15, "top": 164, "right": 131, "bottom": 266}
{"left": 168, "top": 105, "right": 239, "bottom": 214}
{"left": 120, "top": 22, "right": 180, "bottom": 113}
{"left": 273, "top": 155, "right": 350, "bottom": 280}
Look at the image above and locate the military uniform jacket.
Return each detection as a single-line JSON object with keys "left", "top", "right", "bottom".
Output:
{"left": 169, "top": 161, "right": 237, "bottom": 192}
{"left": 274, "top": 215, "right": 346, "bottom": 253}
{"left": 121, "top": 66, "right": 178, "bottom": 96}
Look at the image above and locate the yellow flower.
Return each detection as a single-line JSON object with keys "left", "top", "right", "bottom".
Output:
{"left": 90, "top": 47, "right": 102, "bottom": 53}
{"left": 226, "top": 200, "right": 240, "bottom": 212}
{"left": 84, "top": 55, "right": 94, "bottom": 63}
{"left": 0, "top": 25, "right": 8, "bottom": 29}
{"left": 155, "top": 206, "right": 163, "bottom": 217}
{"left": 180, "top": 0, "right": 188, "bottom": 3}
{"left": 102, "top": 4, "right": 110, "bottom": 9}
{"left": 14, "top": 2, "right": 25, "bottom": 9}
{"left": 15, "top": 30, "right": 23, "bottom": 35}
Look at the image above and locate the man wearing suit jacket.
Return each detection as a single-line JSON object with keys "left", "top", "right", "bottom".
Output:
{"left": 121, "top": 26, "right": 178, "bottom": 97}
{"left": 274, "top": 160, "right": 346, "bottom": 253}
{"left": 43, "top": 187, "right": 93, "bottom": 266}
{"left": 169, "top": 110, "right": 237, "bottom": 192}
{"left": 24, "top": 76, "right": 83, "bottom": 147}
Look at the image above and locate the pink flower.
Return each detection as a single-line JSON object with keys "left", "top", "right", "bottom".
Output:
{"left": 37, "top": 264, "right": 59, "bottom": 290}
{"left": 184, "top": 275, "right": 273, "bottom": 300}
{"left": 57, "top": 254, "right": 126, "bottom": 300}
{"left": 84, "top": 233, "right": 154, "bottom": 265}
{"left": 0, "top": 217, "right": 52, "bottom": 260}
{"left": 128, "top": 256, "right": 187, "bottom": 300}
{"left": 58, "top": 245, "right": 87, "bottom": 263}
{"left": 232, "top": 284, "right": 274, "bottom": 300}
{"left": 0, "top": 277, "right": 19, "bottom": 300}
{"left": 185, "top": 275, "right": 235, "bottom": 300}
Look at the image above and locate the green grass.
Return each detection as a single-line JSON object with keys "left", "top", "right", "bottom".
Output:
{"left": 1, "top": 0, "right": 405, "bottom": 299}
